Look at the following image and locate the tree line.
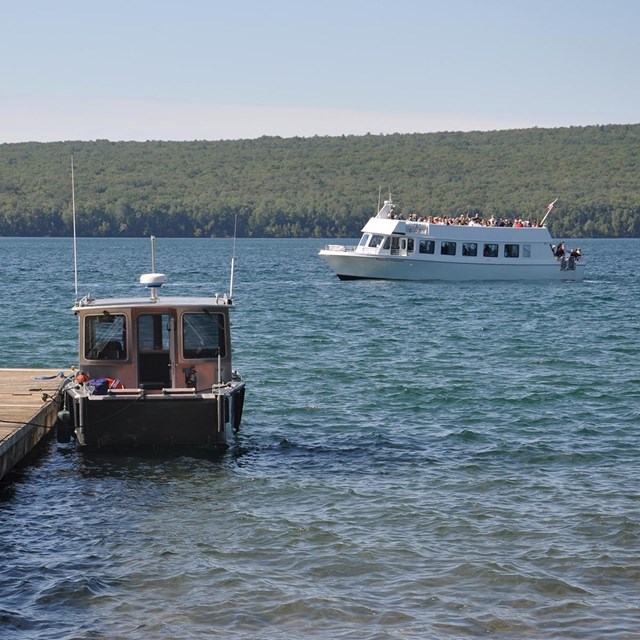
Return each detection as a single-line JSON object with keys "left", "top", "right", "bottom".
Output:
{"left": 1, "top": 123, "right": 639, "bottom": 238}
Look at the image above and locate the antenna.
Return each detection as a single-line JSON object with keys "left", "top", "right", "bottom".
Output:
{"left": 229, "top": 213, "right": 238, "bottom": 300}
{"left": 151, "top": 235, "right": 157, "bottom": 272}
{"left": 71, "top": 155, "right": 79, "bottom": 299}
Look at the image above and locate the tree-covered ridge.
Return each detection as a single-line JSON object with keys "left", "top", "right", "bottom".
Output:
{"left": 0, "top": 124, "right": 639, "bottom": 237}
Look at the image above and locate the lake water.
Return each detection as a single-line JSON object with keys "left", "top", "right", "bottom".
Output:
{"left": 1, "top": 237, "right": 639, "bottom": 639}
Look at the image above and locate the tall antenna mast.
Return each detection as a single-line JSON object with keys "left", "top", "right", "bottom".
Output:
{"left": 71, "top": 155, "right": 78, "bottom": 298}
{"left": 229, "top": 213, "right": 238, "bottom": 300}
{"left": 151, "top": 235, "right": 157, "bottom": 272}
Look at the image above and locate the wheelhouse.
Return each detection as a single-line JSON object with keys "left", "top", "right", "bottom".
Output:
{"left": 75, "top": 296, "right": 234, "bottom": 392}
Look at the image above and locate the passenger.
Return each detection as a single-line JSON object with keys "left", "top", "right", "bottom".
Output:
{"left": 570, "top": 247, "right": 582, "bottom": 259}
{"left": 554, "top": 242, "right": 566, "bottom": 258}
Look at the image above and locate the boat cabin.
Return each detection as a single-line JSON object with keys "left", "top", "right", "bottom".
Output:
{"left": 74, "top": 292, "right": 234, "bottom": 393}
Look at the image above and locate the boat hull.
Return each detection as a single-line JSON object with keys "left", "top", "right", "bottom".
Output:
{"left": 320, "top": 252, "right": 585, "bottom": 281}
{"left": 64, "top": 383, "right": 245, "bottom": 450}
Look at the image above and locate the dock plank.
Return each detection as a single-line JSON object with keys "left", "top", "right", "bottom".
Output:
{"left": 0, "top": 368, "right": 70, "bottom": 480}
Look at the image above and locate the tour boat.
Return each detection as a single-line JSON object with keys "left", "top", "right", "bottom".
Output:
{"left": 56, "top": 238, "right": 245, "bottom": 450}
{"left": 319, "top": 198, "right": 585, "bottom": 281}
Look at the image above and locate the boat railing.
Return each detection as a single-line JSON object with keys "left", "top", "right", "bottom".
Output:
{"left": 405, "top": 222, "right": 430, "bottom": 234}
{"left": 106, "top": 387, "right": 198, "bottom": 397}
{"left": 107, "top": 388, "right": 144, "bottom": 396}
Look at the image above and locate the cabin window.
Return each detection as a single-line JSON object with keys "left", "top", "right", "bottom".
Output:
{"left": 85, "top": 313, "right": 127, "bottom": 360}
{"left": 358, "top": 234, "right": 370, "bottom": 247}
{"left": 483, "top": 243, "right": 499, "bottom": 257}
{"left": 419, "top": 240, "right": 435, "bottom": 254}
{"left": 407, "top": 238, "right": 414, "bottom": 253}
{"left": 369, "top": 234, "right": 384, "bottom": 248}
{"left": 462, "top": 243, "right": 478, "bottom": 257}
{"left": 383, "top": 237, "right": 391, "bottom": 250}
{"left": 183, "top": 312, "right": 226, "bottom": 359}
{"left": 440, "top": 241, "right": 457, "bottom": 256}
{"left": 138, "top": 314, "right": 171, "bottom": 351}
{"left": 504, "top": 244, "right": 520, "bottom": 258}
{"left": 523, "top": 244, "right": 531, "bottom": 258}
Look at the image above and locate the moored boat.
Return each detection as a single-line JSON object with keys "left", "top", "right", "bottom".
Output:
{"left": 319, "top": 198, "right": 585, "bottom": 281}
{"left": 57, "top": 239, "right": 245, "bottom": 451}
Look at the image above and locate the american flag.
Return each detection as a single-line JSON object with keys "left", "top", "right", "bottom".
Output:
{"left": 547, "top": 198, "right": 558, "bottom": 212}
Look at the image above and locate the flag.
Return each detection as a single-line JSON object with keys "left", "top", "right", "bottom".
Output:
{"left": 547, "top": 198, "right": 558, "bottom": 212}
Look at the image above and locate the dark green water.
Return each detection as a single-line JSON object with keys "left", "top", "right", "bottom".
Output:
{"left": 1, "top": 237, "right": 639, "bottom": 638}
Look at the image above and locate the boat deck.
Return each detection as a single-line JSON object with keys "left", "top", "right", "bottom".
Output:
{"left": 0, "top": 368, "right": 69, "bottom": 481}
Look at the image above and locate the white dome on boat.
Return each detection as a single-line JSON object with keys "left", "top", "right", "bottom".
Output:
{"left": 140, "top": 273, "right": 167, "bottom": 288}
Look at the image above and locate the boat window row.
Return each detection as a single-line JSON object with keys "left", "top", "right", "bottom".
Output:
{"left": 360, "top": 234, "right": 533, "bottom": 259}
{"left": 417, "top": 240, "right": 531, "bottom": 258}
{"left": 84, "top": 311, "right": 226, "bottom": 361}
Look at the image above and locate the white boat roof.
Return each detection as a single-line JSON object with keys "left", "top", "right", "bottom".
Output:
{"left": 362, "top": 217, "right": 554, "bottom": 241}
{"left": 73, "top": 294, "right": 233, "bottom": 313}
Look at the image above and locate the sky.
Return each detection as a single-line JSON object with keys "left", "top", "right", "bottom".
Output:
{"left": 1, "top": 0, "right": 638, "bottom": 142}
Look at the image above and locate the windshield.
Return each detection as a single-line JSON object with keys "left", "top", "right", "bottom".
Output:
{"left": 85, "top": 313, "right": 127, "bottom": 360}
{"left": 183, "top": 312, "right": 226, "bottom": 359}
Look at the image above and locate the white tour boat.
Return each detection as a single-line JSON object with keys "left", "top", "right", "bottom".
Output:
{"left": 56, "top": 238, "right": 246, "bottom": 450}
{"left": 319, "top": 198, "right": 585, "bottom": 281}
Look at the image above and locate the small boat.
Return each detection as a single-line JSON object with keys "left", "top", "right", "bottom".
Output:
{"left": 56, "top": 238, "right": 246, "bottom": 451}
{"left": 319, "top": 197, "right": 585, "bottom": 281}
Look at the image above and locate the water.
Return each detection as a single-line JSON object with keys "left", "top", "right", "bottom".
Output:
{"left": 1, "top": 237, "right": 639, "bottom": 639}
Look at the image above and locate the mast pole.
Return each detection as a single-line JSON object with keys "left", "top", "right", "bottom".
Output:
{"left": 151, "top": 235, "right": 156, "bottom": 272}
{"left": 229, "top": 213, "right": 238, "bottom": 300}
{"left": 71, "top": 155, "right": 78, "bottom": 299}
{"left": 540, "top": 197, "right": 558, "bottom": 226}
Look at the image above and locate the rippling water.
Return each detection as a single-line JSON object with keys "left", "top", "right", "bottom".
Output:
{"left": 1, "top": 237, "right": 639, "bottom": 639}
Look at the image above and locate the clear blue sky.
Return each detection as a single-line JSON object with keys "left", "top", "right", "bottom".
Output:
{"left": 1, "top": 0, "right": 638, "bottom": 142}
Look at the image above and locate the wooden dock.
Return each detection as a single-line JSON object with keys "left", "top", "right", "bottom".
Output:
{"left": 0, "top": 368, "right": 70, "bottom": 481}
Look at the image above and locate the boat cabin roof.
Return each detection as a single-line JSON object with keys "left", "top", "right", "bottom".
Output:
{"left": 73, "top": 295, "right": 233, "bottom": 313}
{"left": 362, "top": 217, "right": 554, "bottom": 242}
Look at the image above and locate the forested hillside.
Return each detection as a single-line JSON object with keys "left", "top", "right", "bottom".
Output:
{"left": 1, "top": 124, "right": 639, "bottom": 237}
